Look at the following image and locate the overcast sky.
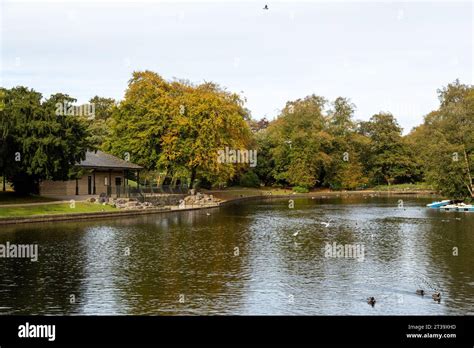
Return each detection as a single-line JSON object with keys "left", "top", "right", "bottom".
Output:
{"left": 1, "top": 0, "right": 472, "bottom": 133}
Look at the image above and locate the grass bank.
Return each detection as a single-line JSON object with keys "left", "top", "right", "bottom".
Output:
{"left": 0, "top": 202, "right": 117, "bottom": 218}
{"left": 0, "top": 192, "right": 60, "bottom": 205}
{"left": 371, "top": 183, "right": 434, "bottom": 192}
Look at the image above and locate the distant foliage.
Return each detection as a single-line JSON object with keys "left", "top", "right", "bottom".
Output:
{"left": 265, "top": 95, "right": 330, "bottom": 188}
{"left": 292, "top": 186, "right": 309, "bottom": 193}
{"left": 239, "top": 171, "right": 260, "bottom": 188}
{"left": 248, "top": 94, "right": 431, "bottom": 192}
{"left": 87, "top": 96, "right": 116, "bottom": 148}
{"left": 195, "top": 177, "right": 213, "bottom": 190}
{"left": 358, "top": 113, "right": 421, "bottom": 186}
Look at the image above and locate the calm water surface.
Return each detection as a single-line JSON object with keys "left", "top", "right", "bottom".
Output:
{"left": 0, "top": 195, "right": 473, "bottom": 315}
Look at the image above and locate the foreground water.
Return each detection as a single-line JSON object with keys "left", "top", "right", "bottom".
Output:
{"left": 0, "top": 195, "right": 473, "bottom": 315}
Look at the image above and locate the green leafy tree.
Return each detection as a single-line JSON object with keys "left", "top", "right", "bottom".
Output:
{"left": 104, "top": 71, "right": 177, "bottom": 171}
{"left": 324, "top": 97, "right": 368, "bottom": 189}
{"left": 253, "top": 131, "right": 275, "bottom": 186}
{"left": 359, "top": 113, "right": 419, "bottom": 186}
{"left": 0, "top": 87, "right": 91, "bottom": 194}
{"left": 105, "top": 71, "right": 253, "bottom": 188}
{"left": 408, "top": 80, "right": 474, "bottom": 198}
{"left": 89, "top": 96, "right": 116, "bottom": 121}
{"left": 87, "top": 96, "right": 116, "bottom": 148}
{"left": 266, "top": 95, "right": 331, "bottom": 188}
{"left": 239, "top": 171, "right": 260, "bottom": 187}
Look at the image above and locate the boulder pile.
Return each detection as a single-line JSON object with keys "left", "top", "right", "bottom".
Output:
{"left": 85, "top": 192, "right": 219, "bottom": 210}
{"left": 86, "top": 197, "right": 157, "bottom": 210}
{"left": 109, "top": 198, "right": 156, "bottom": 210}
{"left": 183, "top": 192, "right": 221, "bottom": 206}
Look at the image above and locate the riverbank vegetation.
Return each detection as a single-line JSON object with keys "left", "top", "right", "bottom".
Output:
{"left": 1, "top": 75, "right": 472, "bottom": 199}
{"left": 371, "top": 183, "right": 434, "bottom": 192}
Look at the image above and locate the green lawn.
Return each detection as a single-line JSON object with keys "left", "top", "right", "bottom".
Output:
{"left": 0, "top": 192, "right": 60, "bottom": 205}
{"left": 372, "top": 183, "right": 434, "bottom": 191}
{"left": 0, "top": 202, "right": 118, "bottom": 218}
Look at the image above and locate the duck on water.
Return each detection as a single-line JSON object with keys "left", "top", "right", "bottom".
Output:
{"left": 367, "top": 297, "right": 376, "bottom": 307}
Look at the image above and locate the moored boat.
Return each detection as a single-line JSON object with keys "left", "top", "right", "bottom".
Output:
{"left": 439, "top": 203, "right": 474, "bottom": 212}
{"left": 426, "top": 200, "right": 452, "bottom": 208}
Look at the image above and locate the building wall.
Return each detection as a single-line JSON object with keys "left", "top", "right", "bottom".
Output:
{"left": 39, "top": 180, "right": 76, "bottom": 196}
{"left": 40, "top": 170, "right": 127, "bottom": 196}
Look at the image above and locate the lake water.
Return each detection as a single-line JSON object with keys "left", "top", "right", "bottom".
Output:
{"left": 0, "top": 195, "right": 473, "bottom": 315}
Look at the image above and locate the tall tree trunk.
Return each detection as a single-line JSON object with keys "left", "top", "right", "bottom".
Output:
{"left": 190, "top": 166, "right": 197, "bottom": 189}
{"left": 462, "top": 146, "right": 473, "bottom": 197}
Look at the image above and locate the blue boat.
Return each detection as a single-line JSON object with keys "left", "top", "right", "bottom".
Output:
{"left": 426, "top": 200, "right": 452, "bottom": 208}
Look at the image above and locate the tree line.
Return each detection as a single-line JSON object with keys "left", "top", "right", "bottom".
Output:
{"left": 0, "top": 72, "right": 472, "bottom": 199}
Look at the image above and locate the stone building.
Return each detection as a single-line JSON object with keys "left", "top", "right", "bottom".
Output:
{"left": 39, "top": 151, "right": 142, "bottom": 197}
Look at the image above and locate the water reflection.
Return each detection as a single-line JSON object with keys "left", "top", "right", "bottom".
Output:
{"left": 0, "top": 196, "right": 473, "bottom": 315}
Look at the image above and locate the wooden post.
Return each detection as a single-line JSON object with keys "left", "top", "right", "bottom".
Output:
{"left": 124, "top": 170, "right": 127, "bottom": 197}
{"left": 93, "top": 170, "right": 96, "bottom": 195}
{"left": 123, "top": 169, "right": 126, "bottom": 198}
{"left": 108, "top": 170, "right": 112, "bottom": 197}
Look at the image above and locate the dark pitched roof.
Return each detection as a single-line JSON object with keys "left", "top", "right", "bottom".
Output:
{"left": 78, "top": 151, "right": 143, "bottom": 170}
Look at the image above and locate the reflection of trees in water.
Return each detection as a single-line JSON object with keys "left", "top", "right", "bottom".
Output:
{"left": 0, "top": 224, "right": 86, "bottom": 314}
{"left": 425, "top": 216, "right": 474, "bottom": 311}
{"left": 107, "top": 208, "right": 248, "bottom": 314}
